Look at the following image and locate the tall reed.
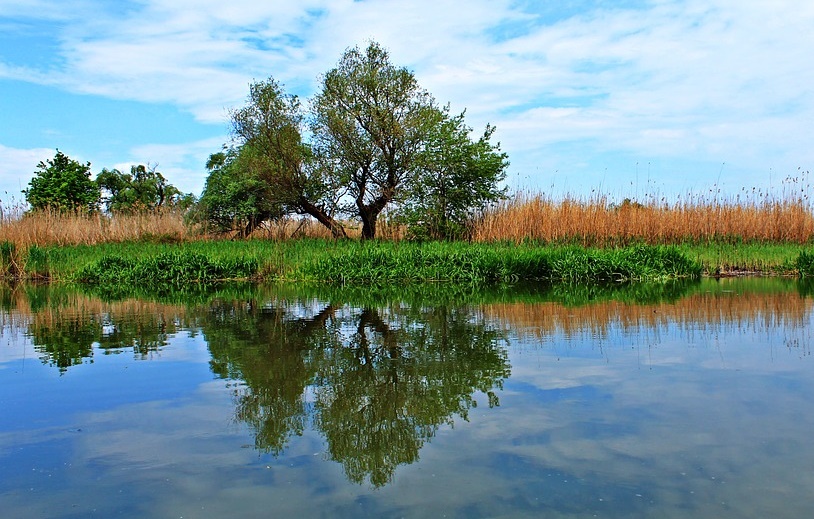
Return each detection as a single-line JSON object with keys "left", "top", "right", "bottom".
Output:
{"left": 0, "top": 205, "right": 189, "bottom": 248}
{"left": 472, "top": 189, "right": 814, "bottom": 245}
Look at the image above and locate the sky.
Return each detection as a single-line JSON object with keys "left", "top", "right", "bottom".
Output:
{"left": 1, "top": 0, "right": 813, "bottom": 206}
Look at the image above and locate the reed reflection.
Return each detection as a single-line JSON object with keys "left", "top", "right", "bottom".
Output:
{"left": 484, "top": 278, "right": 813, "bottom": 343}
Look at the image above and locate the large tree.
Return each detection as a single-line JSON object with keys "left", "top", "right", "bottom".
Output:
{"left": 311, "top": 42, "right": 442, "bottom": 239}
{"left": 202, "top": 41, "right": 508, "bottom": 240}
{"left": 229, "top": 78, "right": 347, "bottom": 238}
{"left": 24, "top": 150, "right": 100, "bottom": 212}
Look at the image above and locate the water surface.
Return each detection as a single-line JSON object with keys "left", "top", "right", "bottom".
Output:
{"left": 1, "top": 279, "right": 813, "bottom": 517}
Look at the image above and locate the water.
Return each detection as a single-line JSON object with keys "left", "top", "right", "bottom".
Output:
{"left": 1, "top": 279, "right": 813, "bottom": 518}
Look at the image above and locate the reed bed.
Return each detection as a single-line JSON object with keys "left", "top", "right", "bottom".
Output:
{"left": 473, "top": 191, "right": 814, "bottom": 245}
{"left": 0, "top": 206, "right": 190, "bottom": 248}
{"left": 3, "top": 187, "right": 813, "bottom": 249}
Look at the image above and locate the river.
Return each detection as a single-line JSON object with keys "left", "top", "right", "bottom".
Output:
{"left": 1, "top": 278, "right": 812, "bottom": 517}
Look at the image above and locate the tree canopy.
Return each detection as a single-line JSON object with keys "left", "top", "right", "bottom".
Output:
{"left": 97, "top": 164, "right": 188, "bottom": 212}
{"left": 402, "top": 110, "right": 509, "bottom": 240}
{"left": 195, "top": 147, "right": 287, "bottom": 237}
{"left": 311, "top": 42, "right": 442, "bottom": 239}
{"left": 24, "top": 150, "right": 100, "bottom": 212}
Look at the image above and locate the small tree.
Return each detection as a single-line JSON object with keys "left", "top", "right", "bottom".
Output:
{"left": 401, "top": 110, "right": 509, "bottom": 240}
{"left": 195, "top": 148, "right": 286, "bottom": 237}
{"left": 24, "top": 150, "right": 100, "bottom": 212}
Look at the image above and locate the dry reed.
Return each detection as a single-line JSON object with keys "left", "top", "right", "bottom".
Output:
{"left": 473, "top": 189, "right": 814, "bottom": 245}
{"left": 0, "top": 206, "right": 190, "bottom": 248}
{"left": 3, "top": 181, "right": 813, "bottom": 247}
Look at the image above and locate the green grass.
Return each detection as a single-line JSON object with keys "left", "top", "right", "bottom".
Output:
{"left": 677, "top": 242, "right": 804, "bottom": 275}
{"left": 74, "top": 251, "right": 257, "bottom": 289}
{"left": 28, "top": 239, "right": 700, "bottom": 288}
{"left": 292, "top": 242, "right": 701, "bottom": 283}
{"left": 9, "top": 238, "right": 814, "bottom": 288}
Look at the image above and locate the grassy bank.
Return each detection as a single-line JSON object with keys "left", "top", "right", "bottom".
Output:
{"left": 0, "top": 239, "right": 716, "bottom": 287}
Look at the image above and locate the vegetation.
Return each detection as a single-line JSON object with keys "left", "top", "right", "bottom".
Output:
{"left": 476, "top": 189, "right": 814, "bottom": 245}
{"left": 97, "top": 164, "right": 192, "bottom": 212}
{"left": 310, "top": 42, "right": 443, "bottom": 239}
{"left": 400, "top": 111, "right": 508, "bottom": 240}
{"left": 196, "top": 42, "right": 508, "bottom": 240}
{"left": 295, "top": 242, "right": 701, "bottom": 284}
{"left": 5, "top": 42, "right": 814, "bottom": 286}
{"left": 194, "top": 147, "right": 289, "bottom": 238}
{"left": 1, "top": 192, "right": 813, "bottom": 284}
{"left": 24, "top": 150, "right": 100, "bottom": 212}
{"left": 3, "top": 240, "right": 700, "bottom": 287}
{"left": 74, "top": 251, "right": 257, "bottom": 293}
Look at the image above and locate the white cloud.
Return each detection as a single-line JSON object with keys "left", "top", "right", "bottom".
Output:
{"left": 121, "top": 136, "right": 227, "bottom": 195}
{"left": 0, "top": 138, "right": 222, "bottom": 205}
{"left": 0, "top": 144, "right": 54, "bottom": 204}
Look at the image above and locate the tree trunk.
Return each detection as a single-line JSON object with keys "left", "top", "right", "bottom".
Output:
{"left": 359, "top": 208, "right": 377, "bottom": 240}
{"left": 299, "top": 197, "right": 347, "bottom": 239}
{"left": 357, "top": 193, "right": 391, "bottom": 240}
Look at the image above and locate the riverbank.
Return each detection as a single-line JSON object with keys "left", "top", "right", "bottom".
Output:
{"left": 5, "top": 239, "right": 812, "bottom": 288}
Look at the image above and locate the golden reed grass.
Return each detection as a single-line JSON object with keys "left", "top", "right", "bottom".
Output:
{"left": 0, "top": 207, "right": 401, "bottom": 247}
{"left": 0, "top": 206, "right": 190, "bottom": 248}
{"left": 481, "top": 285, "right": 812, "bottom": 343}
{"left": 2, "top": 187, "right": 813, "bottom": 247}
{"left": 472, "top": 191, "right": 814, "bottom": 245}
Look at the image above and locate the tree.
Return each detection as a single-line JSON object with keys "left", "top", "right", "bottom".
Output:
{"left": 230, "top": 78, "right": 347, "bottom": 238}
{"left": 195, "top": 147, "right": 287, "bottom": 237}
{"left": 24, "top": 150, "right": 100, "bottom": 212}
{"left": 97, "top": 164, "right": 186, "bottom": 212}
{"left": 401, "top": 110, "right": 509, "bottom": 240}
{"left": 311, "top": 42, "right": 442, "bottom": 239}
{"left": 203, "top": 41, "right": 509, "bottom": 240}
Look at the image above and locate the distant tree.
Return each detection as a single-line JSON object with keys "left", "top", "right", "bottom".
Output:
{"left": 311, "top": 42, "right": 442, "bottom": 239}
{"left": 24, "top": 150, "right": 100, "bottom": 212}
{"left": 401, "top": 110, "right": 509, "bottom": 240}
{"left": 97, "top": 164, "right": 187, "bottom": 212}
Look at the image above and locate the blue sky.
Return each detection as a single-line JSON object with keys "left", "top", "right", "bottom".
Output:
{"left": 2, "top": 0, "right": 813, "bottom": 205}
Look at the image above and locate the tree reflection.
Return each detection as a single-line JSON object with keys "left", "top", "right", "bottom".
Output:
{"left": 27, "top": 315, "right": 99, "bottom": 371}
{"left": 12, "top": 285, "right": 185, "bottom": 373}
{"left": 205, "top": 299, "right": 510, "bottom": 486}
{"left": 205, "top": 301, "right": 340, "bottom": 455}
{"left": 27, "top": 311, "right": 175, "bottom": 372}
{"left": 312, "top": 306, "right": 509, "bottom": 486}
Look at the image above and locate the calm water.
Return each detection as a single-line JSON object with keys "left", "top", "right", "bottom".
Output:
{"left": 1, "top": 279, "right": 813, "bottom": 518}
